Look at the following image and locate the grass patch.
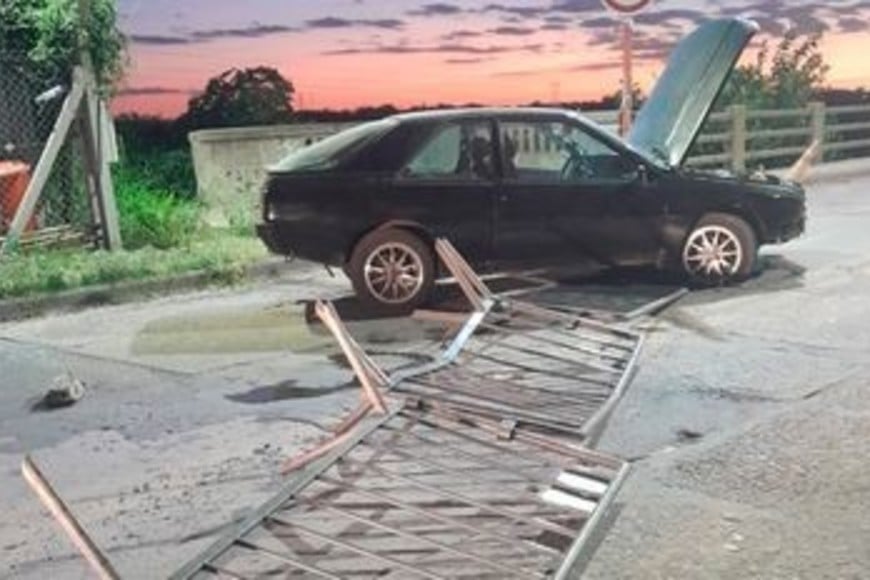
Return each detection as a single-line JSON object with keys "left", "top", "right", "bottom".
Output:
{"left": 113, "top": 163, "right": 201, "bottom": 250}
{"left": 0, "top": 233, "right": 267, "bottom": 300}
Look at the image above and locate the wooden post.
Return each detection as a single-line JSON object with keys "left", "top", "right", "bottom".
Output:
{"left": 730, "top": 104, "right": 747, "bottom": 173}
{"left": 77, "top": 0, "right": 121, "bottom": 250}
{"left": 21, "top": 456, "right": 120, "bottom": 580}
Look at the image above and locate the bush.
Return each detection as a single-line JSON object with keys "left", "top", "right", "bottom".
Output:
{"left": 113, "top": 164, "right": 200, "bottom": 250}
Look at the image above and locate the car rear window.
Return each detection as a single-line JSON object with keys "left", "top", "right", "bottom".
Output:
{"left": 272, "top": 118, "right": 398, "bottom": 172}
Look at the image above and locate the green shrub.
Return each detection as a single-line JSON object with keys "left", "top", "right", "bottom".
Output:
{"left": 113, "top": 164, "right": 200, "bottom": 250}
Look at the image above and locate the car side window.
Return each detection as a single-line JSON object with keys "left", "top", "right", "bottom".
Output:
{"left": 403, "top": 122, "right": 494, "bottom": 181}
{"left": 500, "top": 121, "right": 635, "bottom": 183}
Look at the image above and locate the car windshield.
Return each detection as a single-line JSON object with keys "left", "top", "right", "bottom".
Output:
{"left": 272, "top": 118, "right": 398, "bottom": 172}
{"left": 566, "top": 111, "right": 670, "bottom": 171}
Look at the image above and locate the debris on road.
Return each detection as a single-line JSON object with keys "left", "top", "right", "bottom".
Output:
{"left": 23, "top": 239, "right": 664, "bottom": 579}
{"left": 35, "top": 372, "right": 86, "bottom": 410}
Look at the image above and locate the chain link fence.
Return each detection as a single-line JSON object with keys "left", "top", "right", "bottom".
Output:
{"left": 0, "top": 51, "right": 96, "bottom": 250}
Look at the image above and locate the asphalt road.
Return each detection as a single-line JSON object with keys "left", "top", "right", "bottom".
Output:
{"left": 1, "top": 172, "right": 869, "bottom": 579}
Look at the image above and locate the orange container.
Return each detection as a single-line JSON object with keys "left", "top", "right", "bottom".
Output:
{"left": 0, "top": 161, "right": 36, "bottom": 233}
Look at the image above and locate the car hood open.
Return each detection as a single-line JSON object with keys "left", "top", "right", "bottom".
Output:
{"left": 627, "top": 17, "right": 759, "bottom": 168}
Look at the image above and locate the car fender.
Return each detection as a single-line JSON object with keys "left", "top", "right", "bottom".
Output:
{"left": 685, "top": 203, "right": 767, "bottom": 246}
{"left": 344, "top": 220, "right": 435, "bottom": 265}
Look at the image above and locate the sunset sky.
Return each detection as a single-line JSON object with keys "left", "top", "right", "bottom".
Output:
{"left": 114, "top": 0, "right": 870, "bottom": 118}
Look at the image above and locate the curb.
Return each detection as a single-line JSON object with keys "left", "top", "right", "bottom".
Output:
{"left": 0, "top": 258, "right": 296, "bottom": 323}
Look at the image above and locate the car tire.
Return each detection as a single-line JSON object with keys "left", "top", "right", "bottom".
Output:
{"left": 347, "top": 228, "right": 435, "bottom": 315}
{"left": 681, "top": 212, "right": 757, "bottom": 285}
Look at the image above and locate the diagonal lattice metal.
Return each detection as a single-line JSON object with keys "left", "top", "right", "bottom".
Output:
{"left": 170, "top": 399, "right": 628, "bottom": 580}
{"left": 396, "top": 300, "right": 643, "bottom": 442}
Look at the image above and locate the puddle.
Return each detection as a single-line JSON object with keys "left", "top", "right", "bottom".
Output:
{"left": 226, "top": 379, "right": 354, "bottom": 404}
{"left": 131, "top": 304, "right": 336, "bottom": 356}
{"left": 131, "top": 301, "right": 447, "bottom": 357}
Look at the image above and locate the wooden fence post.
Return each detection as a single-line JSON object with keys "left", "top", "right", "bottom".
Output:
{"left": 730, "top": 104, "right": 747, "bottom": 173}
{"left": 810, "top": 101, "right": 826, "bottom": 159}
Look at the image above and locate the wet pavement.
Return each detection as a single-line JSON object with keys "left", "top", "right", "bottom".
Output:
{"left": 1, "top": 172, "right": 870, "bottom": 578}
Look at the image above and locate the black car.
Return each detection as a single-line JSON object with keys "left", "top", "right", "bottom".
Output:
{"left": 257, "top": 18, "right": 805, "bottom": 313}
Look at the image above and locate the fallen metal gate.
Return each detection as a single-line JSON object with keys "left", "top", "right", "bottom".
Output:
{"left": 170, "top": 398, "right": 628, "bottom": 580}
{"left": 400, "top": 240, "right": 645, "bottom": 442}
{"left": 23, "top": 240, "right": 645, "bottom": 579}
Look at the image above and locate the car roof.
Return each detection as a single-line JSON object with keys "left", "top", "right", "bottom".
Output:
{"left": 391, "top": 107, "right": 587, "bottom": 124}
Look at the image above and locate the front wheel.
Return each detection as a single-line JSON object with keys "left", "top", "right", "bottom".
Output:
{"left": 681, "top": 213, "right": 757, "bottom": 285}
{"left": 347, "top": 228, "right": 435, "bottom": 315}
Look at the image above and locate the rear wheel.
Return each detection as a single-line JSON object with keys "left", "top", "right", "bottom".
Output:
{"left": 348, "top": 228, "right": 435, "bottom": 315}
{"left": 681, "top": 213, "right": 757, "bottom": 285}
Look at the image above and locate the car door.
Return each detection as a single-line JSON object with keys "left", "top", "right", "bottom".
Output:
{"left": 381, "top": 119, "right": 497, "bottom": 264}
{"left": 494, "top": 118, "right": 662, "bottom": 267}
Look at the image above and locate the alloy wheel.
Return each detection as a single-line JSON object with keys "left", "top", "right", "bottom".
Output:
{"left": 363, "top": 242, "right": 425, "bottom": 304}
{"left": 682, "top": 225, "right": 743, "bottom": 278}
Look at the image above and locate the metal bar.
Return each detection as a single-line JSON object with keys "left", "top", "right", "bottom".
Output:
{"left": 505, "top": 300, "right": 639, "bottom": 340}
{"left": 401, "top": 405, "right": 572, "bottom": 468}
{"left": 580, "top": 335, "right": 645, "bottom": 444}
{"left": 357, "top": 438, "right": 568, "bottom": 513}
{"left": 476, "top": 321, "right": 631, "bottom": 362}
{"left": 267, "top": 515, "right": 450, "bottom": 580}
{"left": 459, "top": 350, "right": 613, "bottom": 386}
{"left": 21, "top": 456, "right": 120, "bottom": 580}
{"left": 169, "top": 408, "right": 401, "bottom": 580}
{"left": 298, "top": 501, "right": 542, "bottom": 578}
{"left": 446, "top": 364, "right": 615, "bottom": 398}
{"left": 406, "top": 403, "right": 623, "bottom": 471}
{"left": 202, "top": 563, "right": 255, "bottom": 579}
{"left": 2, "top": 70, "right": 86, "bottom": 254}
{"left": 553, "top": 462, "right": 631, "bottom": 580}
{"left": 335, "top": 456, "right": 578, "bottom": 539}
{"left": 441, "top": 308, "right": 488, "bottom": 362}
{"left": 468, "top": 336, "right": 623, "bottom": 375}
{"left": 376, "top": 424, "right": 559, "bottom": 485}
{"left": 315, "top": 301, "right": 388, "bottom": 414}
{"left": 234, "top": 538, "right": 344, "bottom": 579}
{"left": 281, "top": 427, "right": 361, "bottom": 475}
{"left": 404, "top": 375, "right": 597, "bottom": 427}
{"left": 436, "top": 239, "right": 493, "bottom": 301}
{"left": 316, "top": 475, "right": 561, "bottom": 556}
{"left": 623, "top": 288, "right": 689, "bottom": 320}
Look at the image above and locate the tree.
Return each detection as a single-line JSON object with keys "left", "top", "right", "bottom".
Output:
{"left": 715, "top": 29, "right": 829, "bottom": 110}
{"left": 182, "top": 67, "right": 295, "bottom": 130}
{"left": 0, "top": 0, "right": 125, "bottom": 90}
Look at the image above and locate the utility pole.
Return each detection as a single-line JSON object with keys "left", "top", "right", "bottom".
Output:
{"left": 618, "top": 19, "right": 633, "bottom": 137}
{"left": 600, "top": 0, "right": 652, "bottom": 136}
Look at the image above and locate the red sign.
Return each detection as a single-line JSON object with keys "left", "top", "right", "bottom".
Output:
{"left": 601, "top": 0, "right": 651, "bottom": 14}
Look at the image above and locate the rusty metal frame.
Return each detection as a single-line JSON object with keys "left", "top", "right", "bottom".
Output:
{"left": 391, "top": 239, "right": 645, "bottom": 442}
{"left": 171, "top": 398, "right": 629, "bottom": 580}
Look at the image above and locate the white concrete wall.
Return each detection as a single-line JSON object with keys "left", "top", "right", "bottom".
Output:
{"left": 188, "top": 123, "right": 353, "bottom": 224}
